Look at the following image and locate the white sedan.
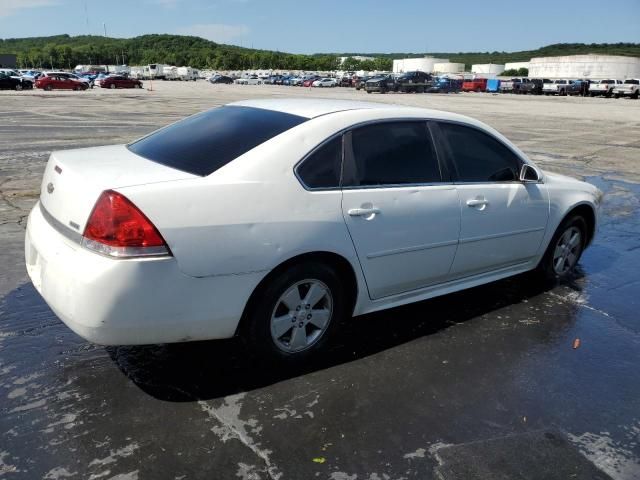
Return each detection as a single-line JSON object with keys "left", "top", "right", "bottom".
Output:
{"left": 312, "top": 78, "right": 337, "bottom": 87}
{"left": 25, "top": 99, "right": 601, "bottom": 360}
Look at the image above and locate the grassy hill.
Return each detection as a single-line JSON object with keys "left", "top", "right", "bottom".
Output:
{"left": 1, "top": 34, "right": 638, "bottom": 71}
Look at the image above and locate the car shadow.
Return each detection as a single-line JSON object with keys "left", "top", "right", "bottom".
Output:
{"left": 106, "top": 270, "right": 573, "bottom": 402}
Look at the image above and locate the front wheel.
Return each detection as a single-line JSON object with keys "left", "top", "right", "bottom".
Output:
{"left": 15, "top": 83, "right": 23, "bottom": 91}
{"left": 537, "top": 215, "right": 586, "bottom": 282}
{"left": 244, "top": 262, "right": 348, "bottom": 362}
{"left": 110, "top": 83, "right": 116, "bottom": 89}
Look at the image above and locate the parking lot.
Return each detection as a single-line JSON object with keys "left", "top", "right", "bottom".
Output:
{"left": 1, "top": 83, "right": 639, "bottom": 479}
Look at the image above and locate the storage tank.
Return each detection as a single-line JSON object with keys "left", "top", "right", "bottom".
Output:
{"left": 505, "top": 61, "right": 530, "bottom": 71}
{"left": 471, "top": 64, "right": 505, "bottom": 77}
{"left": 393, "top": 57, "right": 448, "bottom": 73}
{"left": 528, "top": 55, "right": 640, "bottom": 80}
{"left": 433, "top": 62, "right": 465, "bottom": 74}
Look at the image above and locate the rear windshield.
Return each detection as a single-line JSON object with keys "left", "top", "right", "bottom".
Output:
{"left": 128, "top": 106, "right": 307, "bottom": 176}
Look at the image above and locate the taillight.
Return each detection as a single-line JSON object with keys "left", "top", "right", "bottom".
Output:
{"left": 82, "top": 190, "right": 170, "bottom": 258}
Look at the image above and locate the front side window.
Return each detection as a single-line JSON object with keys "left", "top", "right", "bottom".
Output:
{"left": 437, "top": 122, "right": 521, "bottom": 182}
{"left": 297, "top": 136, "right": 342, "bottom": 189}
{"left": 344, "top": 121, "right": 441, "bottom": 187}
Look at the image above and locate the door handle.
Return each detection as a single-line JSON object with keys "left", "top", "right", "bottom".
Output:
{"left": 348, "top": 207, "right": 381, "bottom": 217}
{"left": 466, "top": 198, "right": 489, "bottom": 208}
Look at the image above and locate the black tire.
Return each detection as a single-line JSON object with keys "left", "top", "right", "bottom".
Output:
{"left": 537, "top": 215, "right": 587, "bottom": 283}
{"left": 110, "top": 83, "right": 116, "bottom": 89}
{"left": 244, "top": 262, "right": 348, "bottom": 362}
{"left": 44, "top": 85, "right": 52, "bottom": 91}
{"left": 632, "top": 91, "right": 639, "bottom": 100}
{"left": 15, "top": 83, "right": 23, "bottom": 91}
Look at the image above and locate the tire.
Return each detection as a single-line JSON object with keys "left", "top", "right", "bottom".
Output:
{"left": 74, "top": 86, "right": 81, "bottom": 91}
{"left": 537, "top": 215, "right": 587, "bottom": 283}
{"left": 110, "top": 83, "right": 116, "bottom": 89}
{"left": 44, "top": 85, "right": 52, "bottom": 91}
{"left": 632, "top": 91, "right": 639, "bottom": 100}
{"left": 244, "top": 262, "right": 348, "bottom": 362}
{"left": 15, "top": 83, "right": 23, "bottom": 91}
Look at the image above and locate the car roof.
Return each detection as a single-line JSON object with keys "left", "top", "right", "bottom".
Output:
{"left": 229, "top": 98, "right": 396, "bottom": 118}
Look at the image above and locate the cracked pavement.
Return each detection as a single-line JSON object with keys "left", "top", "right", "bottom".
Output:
{"left": 0, "top": 84, "right": 639, "bottom": 479}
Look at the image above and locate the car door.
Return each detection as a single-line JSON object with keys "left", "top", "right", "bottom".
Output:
{"left": 341, "top": 121, "right": 460, "bottom": 299}
{"left": 432, "top": 121, "right": 549, "bottom": 278}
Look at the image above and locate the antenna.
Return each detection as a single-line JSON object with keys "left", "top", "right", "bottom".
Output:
{"left": 84, "top": 0, "right": 89, "bottom": 34}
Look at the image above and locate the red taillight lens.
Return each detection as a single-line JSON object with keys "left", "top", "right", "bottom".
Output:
{"left": 83, "top": 190, "right": 170, "bottom": 258}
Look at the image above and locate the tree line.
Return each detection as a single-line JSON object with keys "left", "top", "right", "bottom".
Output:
{"left": 1, "top": 35, "right": 638, "bottom": 72}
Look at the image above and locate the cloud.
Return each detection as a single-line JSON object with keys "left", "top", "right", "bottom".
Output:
{"left": 176, "top": 23, "right": 250, "bottom": 43}
{"left": 0, "top": 0, "right": 58, "bottom": 17}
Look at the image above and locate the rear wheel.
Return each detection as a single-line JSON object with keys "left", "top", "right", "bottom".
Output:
{"left": 44, "top": 84, "right": 52, "bottom": 91}
{"left": 15, "top": 83, "right": 23, "bottom": 91}
{"left": 244, "top": 262, "right": 347, "bottom": 362}
{"left": 110, "top": 83, "right": 116, "bottom": 89}
{"left": 537, "top": 215, "right": 587, "bottom": 282}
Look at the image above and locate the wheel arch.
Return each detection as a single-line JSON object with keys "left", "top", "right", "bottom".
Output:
{"left": 235, "top": 251, "right": 360, "bottom": 336}
{"left": 565, "top": 202, "right": 597, "bottom": 247}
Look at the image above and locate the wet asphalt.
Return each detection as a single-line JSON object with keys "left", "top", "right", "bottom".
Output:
{"left": 0, "top": 86, "right": 639, "bottom": 479}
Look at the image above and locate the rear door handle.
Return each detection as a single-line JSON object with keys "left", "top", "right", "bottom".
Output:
{"left": 348, "top": 207, "right": 381, "bottom": 217}
{"left": 466, "top": 198, "right": 489, "bottom": 208}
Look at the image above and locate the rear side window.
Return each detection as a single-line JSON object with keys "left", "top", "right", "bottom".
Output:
{"left": 128, "top": 106, "right": 307, "bottom": 176}
{"left": 344, "top": 121, "right": 441, "bottom": 187}
{"left": 437, "top": 122, "right": 521, "bottom": 182}
{"left": 297, "top": 136, "right": 342, "bottom": 189}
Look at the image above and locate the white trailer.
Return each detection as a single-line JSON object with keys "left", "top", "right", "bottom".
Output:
{"left": 176, "top": 66, "right": 197, "bottom": 81}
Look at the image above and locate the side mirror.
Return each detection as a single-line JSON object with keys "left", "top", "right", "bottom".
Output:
{"left": 520, "top": 164, "right": 541, "bottom": 183}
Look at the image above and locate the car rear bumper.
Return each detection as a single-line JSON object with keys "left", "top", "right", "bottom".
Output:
{"left": 25, "top": 202, "right": 264, "bottom": 345}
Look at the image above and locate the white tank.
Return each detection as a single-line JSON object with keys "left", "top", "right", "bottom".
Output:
{"left": 528, "top": 55, "right": 640, "bottom": 80}
{"left": 505, "top": 62, "right": 530, "bottom": 71}
{"left": 471, "top": 64, "right": 505, "bottom": 76}
{"left": 393, "top": 57, "right": 449, "bottom": 73}
{"left": 433, "top": 63, "right": 465, "bottom": 74}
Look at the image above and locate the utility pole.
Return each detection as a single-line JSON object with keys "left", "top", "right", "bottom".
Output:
{"left": 103, "top": 23, "right": 107, "bottom": 37}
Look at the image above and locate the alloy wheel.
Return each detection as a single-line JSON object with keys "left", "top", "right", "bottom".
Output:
{"left": 553, "top": 226, "right": 582, "bottom": 275}
{"left": 270, "top": 279, "right": 333, "bottom": 353}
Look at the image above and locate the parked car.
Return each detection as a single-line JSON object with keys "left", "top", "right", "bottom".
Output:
{"left": 395, "top": 71, "right": 432, "bottom": 93}
{"left": 0, "top": 68, "right": 34, "bottom": 88}
{"left": 312, "top": 78, "right": 337, "bottom": 88}
{"left": 303, "top": 76, "right": 320, "bottom": 87}
{"left": 100, "top": 76, "right": 143, "bottom": 89}
{"left": 236, "top": 75, "right": 262, "bottom": 85}
{"left": 353, "top": 76, "right": 370, "bottom": 90}
{"left": 209, "top": 75, "right": 234, "bottom": 84}
{"left": 613, "top": 79, "right": 640, "bottom": 99}
{"left": 365, "top": 74, "right": 397, "bottom": 94}
{"left": 462, "top": 78, "right": 488, "bottom": 92}
{"left": 25, "top": 99, "right": 601, "bottom": 361}
{"left": 290, "top": 77, "right": 304, "bottom": 86}
{"left": 499, "top": 78, "right": 527, "bottom": 94}
{"left": 589, "top": 79, "right": 621, "bottom": 97}
{"left": 518, "top": 79, "right": 552, "bottom": 95}
{"left": 542, "top": 79, "right": 577, "bottom": 96}
{"left": 0, "top": 72, "right": 31, "bottom": 90}
{"left": 426, "top": 77, "right": 462, "bottom": 93}
{"left": 51, "top": 72, "right": 92, "bottom": 88}
{"left": 35, "top": 74, "right": 88, "bottom": 91}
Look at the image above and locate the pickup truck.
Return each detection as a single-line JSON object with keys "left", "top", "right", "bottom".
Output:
{"left": 395, "top": 71, "right": 432, "bottom": 93}
{"left": 589, "top": 79, "right": 622, "bottom": 97}
{"left": 462, "top": 78, "right": 487, "bottom": 92}
{"left": 365, "top": 74, "right": 398, "bottom": 94}
{"left": 542, "top": 79, "right": 579, "bottom": 96}
{"left": 518, "top": 78, "right": 551, "bottom": 95}
{"left": 499, "top": 77, "right": 526, "bottom": 93}
{"left": 613, "top": 79, "right": 640, "bottom": 99}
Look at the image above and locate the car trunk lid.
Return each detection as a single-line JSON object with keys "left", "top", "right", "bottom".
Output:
{"left": 39, "top": 144, "right": 195, "bottom": 235}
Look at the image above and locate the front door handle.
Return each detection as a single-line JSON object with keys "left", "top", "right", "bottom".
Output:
{"left": 466, "top": 198, "right": 489, "bottom": 208}
{"left": 348, "top": 207, "right": 381, "bottom": 217}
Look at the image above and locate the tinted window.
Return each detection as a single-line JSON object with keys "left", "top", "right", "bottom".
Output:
{"left": 128, "top": 106, "right": 307, "bottom": 176}
{"left": 344, "top": 122, "right": 440, "bottom": 186}
{"left": 297, "top": 136, "right": 342, "bottom": 189}
{"left": 438, "top": 122, "right": 521, "bottom": 182}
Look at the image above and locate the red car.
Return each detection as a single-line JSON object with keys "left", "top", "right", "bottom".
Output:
{"left": 100, "top": 76, "right": 143, "bottom": 89}
{"left": 302, "top": 77, "right": 319, "bottom": 87}
{"left": 35, "top": 74, "right": 88, "bottom": 91}
{"left": 462, "top": 78, "right": 488, "bottom": 92}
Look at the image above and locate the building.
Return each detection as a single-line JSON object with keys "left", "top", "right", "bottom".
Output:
{"left": 338, "top": 56, "right": 375, "bottom": 65}
{"left": 393, "top": 57, "right": 448, "bottom": 73}
{"left": 472, "top": 64, "right": 505, "bottom": 77}
{"left": 0, "top": 54, "right": 17, "bottom": 68}
{"left": 528, "top": 55, "right": 640, "bottom": 80}
{"left": 433, "top": 62, "right": 465, "bottom": 74}
{"left": 504, "top": 61, "right": 530, "bottom": 72}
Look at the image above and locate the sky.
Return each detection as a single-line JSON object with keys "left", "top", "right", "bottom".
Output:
{"left": 0, "top": 0, "right": 638, "bottom": 54}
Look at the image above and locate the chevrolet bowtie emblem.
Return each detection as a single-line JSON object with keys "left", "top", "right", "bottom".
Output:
{"left": 47, "top": 182, "right": 54, "bottom": 194}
